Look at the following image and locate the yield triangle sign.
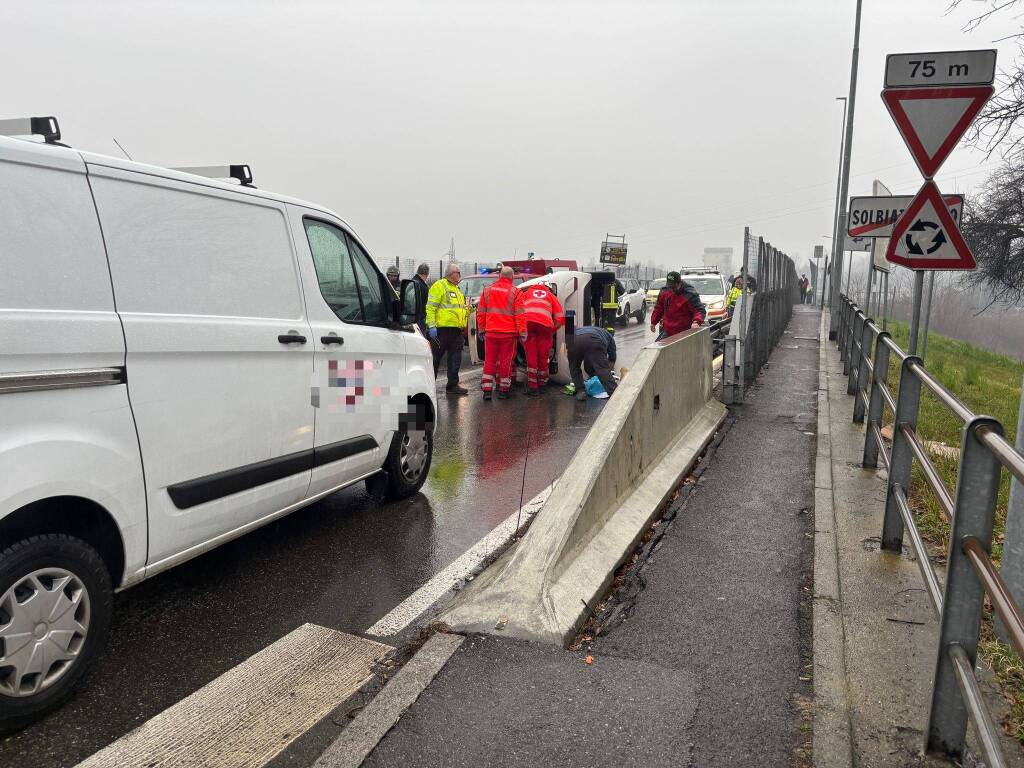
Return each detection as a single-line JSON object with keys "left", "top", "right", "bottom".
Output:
{"left": 882, "top": 86, "right": 993, "bottom": 177}
{"left": 886, "top": 180, "right": 976, "bottom": 270}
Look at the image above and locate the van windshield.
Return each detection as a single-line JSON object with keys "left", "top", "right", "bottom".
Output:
{"left": 649, "top": 278, "right": 666, "bottom": 291}
{"left": 682, "top": 276, "right": 725, "bottom": 295}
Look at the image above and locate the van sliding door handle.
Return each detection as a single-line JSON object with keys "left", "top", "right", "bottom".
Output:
{"left": 320, "top": 335, "right": 344, "bottom": 345}
{"left": 277, "top": 333, "right": 307, "bottom": 344}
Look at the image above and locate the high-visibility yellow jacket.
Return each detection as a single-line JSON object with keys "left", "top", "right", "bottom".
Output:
{"left": 727, "top": 286, "right": 742, "bottom": 308}
{"left": 426, "top": 278, "right": 468, "bottom": 329}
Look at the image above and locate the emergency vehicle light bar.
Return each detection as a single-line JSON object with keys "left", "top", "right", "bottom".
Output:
{"left": 0, "top": 116, "right": 61, "bottom": 143}
{"left": 172, "top": 165, "right": 254, "bottom": 186}
{"left": 680, "top": 266, "right": 720, "bottom": 274}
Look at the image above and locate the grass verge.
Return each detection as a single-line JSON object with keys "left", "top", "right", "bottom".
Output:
{"left": 876, "top": 320, "right": 1023, "bottom": 742}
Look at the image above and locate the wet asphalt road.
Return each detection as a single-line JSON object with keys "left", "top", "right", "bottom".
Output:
{"left": 2, "top": 323, "right": 655, "bottom": 768}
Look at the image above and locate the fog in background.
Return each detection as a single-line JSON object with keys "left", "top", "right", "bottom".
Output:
{"left": 6, "top": 0, "right": 1023, "bottom": 273}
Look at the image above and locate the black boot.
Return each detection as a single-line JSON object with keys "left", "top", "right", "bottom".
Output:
{"left": 483, "top": 391, "right": 492, "bottom": 401}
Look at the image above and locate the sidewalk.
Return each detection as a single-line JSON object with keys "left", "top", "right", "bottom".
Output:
{"left": 328, "top": 306, "right": 823, "bottom": 768}
{"left": 813, "top": 312, "right": 1024, "bottom": 768}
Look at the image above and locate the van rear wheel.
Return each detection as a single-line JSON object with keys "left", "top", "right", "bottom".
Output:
{"left": 0, "top": 534, "right": 112, "bottom": 733}
{"left": 384, "top": 421, "right": 433, "bottom": 499}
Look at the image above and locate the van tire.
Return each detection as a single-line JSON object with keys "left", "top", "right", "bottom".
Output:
{"left": 385, "top": 422, "right": 433, "bottom": 499}
{"left": 0, "top": 534, "right": 112, "bottom": 733}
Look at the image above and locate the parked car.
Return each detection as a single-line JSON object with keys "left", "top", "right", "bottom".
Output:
{"left": 645, "top": 278, "right": 667, "bottom": 307}
{"left": 0, "top": 133, "right": 437, "bottom": 729}
{"left": 615, "top": 278, "right": 647, "bottom": 325}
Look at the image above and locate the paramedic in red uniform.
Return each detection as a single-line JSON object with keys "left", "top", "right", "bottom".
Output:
{"left": 650, "top": 271, "right": 706, "bottom": 340}
{"left": 521, "top": 283, "right": 565, "bottom": 396}
{"left": 477, "top": 266, "right": 527, "bottom": 400}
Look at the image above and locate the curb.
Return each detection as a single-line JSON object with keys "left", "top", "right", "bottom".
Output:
{"left": 313, "top": 632, "right": 465, "bottom": 768}
{"left": 812, "top": 310, "right": 854, "bottom": 768}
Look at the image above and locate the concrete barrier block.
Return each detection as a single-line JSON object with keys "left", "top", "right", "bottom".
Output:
{"left": 440, "top": 328, "right": 727, "bottom": 646}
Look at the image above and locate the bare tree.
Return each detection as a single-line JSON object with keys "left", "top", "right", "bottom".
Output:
{"left": 960, "top": 159, "right": 1024, "bottom": 303}
{"left": 949, "top": 1, "right": 1024, "bottom": 155}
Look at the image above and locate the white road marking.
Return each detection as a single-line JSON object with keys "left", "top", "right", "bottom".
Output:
{"left": 77, "top": 624, "right": 391, "bottom": 768}
{"left": 366, "top": 483, "right": 554, "bottom": 637}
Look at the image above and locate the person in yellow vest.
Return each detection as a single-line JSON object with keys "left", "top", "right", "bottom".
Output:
{"left": 726, "top": 276, "right": 744, "bottom": 318}
{"left": 426, "top": 263, "right": 470, "bottom": 394}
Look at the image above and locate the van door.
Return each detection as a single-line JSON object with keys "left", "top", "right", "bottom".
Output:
{"left": 88, "top": 168, "right": 315, "bottom": 569}
{"left": 288, "top": 208, "right": 406, "bottom": 496}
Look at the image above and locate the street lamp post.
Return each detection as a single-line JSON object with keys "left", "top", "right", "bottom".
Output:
{"left": 829, "top": 0, "right": 864, "bottom": 338}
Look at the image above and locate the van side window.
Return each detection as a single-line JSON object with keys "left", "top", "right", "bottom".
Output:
{"left": 345, "top": 236, "right": 389, "bottom": 326}
{"left": 304, "top": 220, "right": 364, "bottom": 323}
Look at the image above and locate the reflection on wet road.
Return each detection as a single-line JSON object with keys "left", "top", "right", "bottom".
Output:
{"left": 1, "top": 324, "right": 654, "bottom": 768}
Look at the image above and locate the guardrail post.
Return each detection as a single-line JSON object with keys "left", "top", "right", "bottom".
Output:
{"left": 852, "top": 320, "right": 874, "bottom": 423}
{"left": 882, "top": 356, "right": 923, "bottom": 551}
{"left": 927, "top": 415, "right": 1005, "bottom": 759}
{"left": 847, "top": 312, "right": 864, "bottom": 395}
{"left": 863, "top": 331, "right": 892, "bottom": 468}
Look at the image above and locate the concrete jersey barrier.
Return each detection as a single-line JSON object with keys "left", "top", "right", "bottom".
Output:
{"left": 440, "top": 326, "right": 727, "bottom": 646}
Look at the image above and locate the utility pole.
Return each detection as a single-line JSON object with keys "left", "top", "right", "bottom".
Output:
{"left": 828, "top": 96, "right": 848, "bottom": 313}
{"left": 829, "top": 0, "right": 863, "bottom": 338}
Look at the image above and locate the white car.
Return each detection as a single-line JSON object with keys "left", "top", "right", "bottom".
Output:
{"left": 615, "top": 278, "right": 647, "bottom": 325}
{"left": 0, "top": 128, "right": 436, "bottom": 729}
{"left": 678, "top": 271, "right": 729, "bottom": 325}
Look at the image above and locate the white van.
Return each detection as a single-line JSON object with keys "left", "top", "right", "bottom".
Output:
{"left": 0, "top": 132, "right": 436, "bottom": 729}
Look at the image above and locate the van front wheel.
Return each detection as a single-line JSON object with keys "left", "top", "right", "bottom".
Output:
{"left": 385, "top": 422, "right": 433, "bottom": 499}
{"left": 0, "top": 534, "right": 112, "bottom": 733}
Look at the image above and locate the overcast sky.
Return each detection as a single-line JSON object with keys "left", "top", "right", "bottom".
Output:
{"left": 6, "top": 0, "right": 1023, "bottom": 273}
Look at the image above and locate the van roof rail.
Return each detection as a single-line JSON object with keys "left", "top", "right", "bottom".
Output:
{"left": 171, "top": 165, "right": 254, "bottom": 187}
{"left": 0, "top": 116, "right": 62, "bottom": 144}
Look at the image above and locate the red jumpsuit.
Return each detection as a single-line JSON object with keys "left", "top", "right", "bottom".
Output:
{"left": 521, "top": 284, "right": 565, "bottom": 391}
{"left": 477, "top": 276, "right": 527, "bottom": 393}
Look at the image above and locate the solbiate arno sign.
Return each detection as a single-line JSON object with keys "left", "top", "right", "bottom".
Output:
{"left": 848, "top": 194, "right": 963, "bottom": 238}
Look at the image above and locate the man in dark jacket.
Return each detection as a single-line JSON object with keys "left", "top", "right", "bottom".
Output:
{"left": 568, "top": 326, "right": 617, "bottom": 401}
{"left": 412, "top": 263, "right": 431, "bottom": 336}
{"left": 650, "top": 271, "right": 706, "bottom": 340}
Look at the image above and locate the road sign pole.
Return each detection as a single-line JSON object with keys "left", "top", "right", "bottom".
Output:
{"left": 865, "top": 264, "right": 875, "bottom": 312}
{"left": 908, "top": 270, "right": 925, "bottom": 354}
{"left": 830, "top": 0, "right": 862, "bottom": 335}
{"left": 921, "top": 270, "right": 936, "bottom": 361}
{"left": 881, "top": 270, "right": 890, "bottom": 330}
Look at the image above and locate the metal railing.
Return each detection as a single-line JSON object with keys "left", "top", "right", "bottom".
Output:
{"left": 722, "top": 227, "right": 801, "bottom": 404}
{"left": 835, "top": 294, "right": 1024, "bottom": 766}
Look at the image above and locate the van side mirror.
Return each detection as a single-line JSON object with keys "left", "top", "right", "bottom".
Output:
{"left": 398, "top": 279, "right": 418, "bottom": 327}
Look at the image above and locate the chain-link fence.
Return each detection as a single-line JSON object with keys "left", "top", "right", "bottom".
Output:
{"left": 370, "top": 257, "right": 494, "bottom": 284}
{"left": 373, "top": 257, "right": 675, "bottom": 286}
{"left": 722, "top": 226, "right": 800, "bottom": 404}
